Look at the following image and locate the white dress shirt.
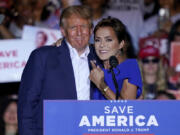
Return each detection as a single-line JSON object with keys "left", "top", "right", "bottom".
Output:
{"left": 66, "top": 41, "right": 90, "bottom": 100}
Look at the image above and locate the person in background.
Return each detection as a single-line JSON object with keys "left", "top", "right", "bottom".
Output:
{"left": 32, "top": 0, "right": 54, "bottom": 28}
{"left": 141, "top": 0, "right": 160, "bottom": 21}
{"left": 0, "top": 14, "right": 14, "bottom": 39}
{"left": 0, "top": 0, "right": 16, "bottom": 39}
{"left": 8, "top": 0, "right": 35, "bottom": 38}
{"left": 80, "top": 0, "right": 136, "bottom": 58}
{"left": 167, "top": 20, "right": 180, "bottom": 90}
{"left": 168, "top": 20, "right": 180, "bottom": 51}
{"left": 80, "top": 0, "right": 109, "bottom": 27}
{"left": 138, "top": 45, "right": 167, "bottom": 99}
{"left": 140, "top": 0, "right": 180, "bottom": 38}
{"left": 8, "top": 0, "right": 59, "bottom": 38}
{"left": 166, "top": 20, "right": 180, "bottom": 66}
{"left": 18, "top": 5, "right": 97, "bottom": 135}
{"left": 0, "top": 97, "right": 18, "bottom": 135}
{"left": 105, "top": 0, "right": 143, "bottom": 53}
{"left": 35, "top": 31, "right": 48, "bottom": 48}
{"left": 90, "top": 17, "right": 142, "bottom": 100}
{"left": 80, "top": 0, "right": 110, "bottom": 44}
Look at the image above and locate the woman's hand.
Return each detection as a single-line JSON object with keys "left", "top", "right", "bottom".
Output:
{"left": 90, "top": 61, "right": 137, "bottom": 100}
{"left": 89, "top": 61, "right": 105, "bottom": 89}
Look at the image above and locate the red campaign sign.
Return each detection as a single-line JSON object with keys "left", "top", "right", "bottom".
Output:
{"left": 0, "top": 50, "right": 18, "bottom": 57}
{"left": 169, "top": 42, "right": 180, "bottom": 83}
{"left": 0, "top": 61, "right": 26, "bottom": 69}
{"left": 170, "top": 42, "right": 180, "bottom": 67}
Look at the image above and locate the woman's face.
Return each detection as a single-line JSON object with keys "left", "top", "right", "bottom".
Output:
{"left": 94, "top": 26, "right": 123, "bottom": 61}
{"left": 36, "top": 32, "right": 47, "bottom": 48}
{"left": 3, "top": 102, "right": 17, "bottom": 125}
{"left": 142, "top": 56, "right": 159, "bottom": 75}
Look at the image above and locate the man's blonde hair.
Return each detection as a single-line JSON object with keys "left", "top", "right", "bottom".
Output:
{"left": 60, "top": 5, "right": 93, "bottom": 28}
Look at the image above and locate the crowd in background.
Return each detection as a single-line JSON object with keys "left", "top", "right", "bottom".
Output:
{"left": 1, "top": 0, "right": 180, "bottom": 133}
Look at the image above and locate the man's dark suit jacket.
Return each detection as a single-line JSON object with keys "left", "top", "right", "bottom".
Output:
{"left": 18, "top": 39, "right": 97, "bottom": 135}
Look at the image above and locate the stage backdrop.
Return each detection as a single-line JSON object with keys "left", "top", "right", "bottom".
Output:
{"left": 44, "top": 100, "right": 180, "bottom": 135}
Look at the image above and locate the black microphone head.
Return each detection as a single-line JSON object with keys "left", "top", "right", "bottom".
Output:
{"left": 109, "top": 56, "right": 118, "bottom": 68}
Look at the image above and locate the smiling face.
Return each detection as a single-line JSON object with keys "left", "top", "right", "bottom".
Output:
{"left": 35, "top": 31, "right": 47, "bottom": 48}
{"left": 3, "top": 102, "right": 17, "bottom": 126}
{"left": 142, "top": 56, "right": 159, "bottom": 75}
{"left": 94, "top": 26, "right": 124, "bottom": 61}
{"left": 61, "top": 14, "right": 92, "bottom": 55}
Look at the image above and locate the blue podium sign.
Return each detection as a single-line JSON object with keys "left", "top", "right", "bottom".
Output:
{"left": 44, "top": 100, "right": 180, "bottom": 135}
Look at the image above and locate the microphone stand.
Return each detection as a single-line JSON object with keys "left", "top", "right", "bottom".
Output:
{"left": 110, "top": 67, "right": 119, "bottom": 100}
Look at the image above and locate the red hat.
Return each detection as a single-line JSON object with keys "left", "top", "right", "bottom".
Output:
{"left": 139, "top": 45, "right": 160, "bottom": 59}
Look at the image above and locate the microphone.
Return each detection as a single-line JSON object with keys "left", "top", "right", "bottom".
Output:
{"left": 0, "top": 14, "right": 5, "bottom": 24}
{"left": 109, "top": 56, "right": 118, "bottom": 68}
{"left": 109, "top": 56, "right": 119, "bottom": 100}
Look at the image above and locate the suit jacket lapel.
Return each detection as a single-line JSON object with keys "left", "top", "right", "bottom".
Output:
{"left": 57, "top": 39, "right": 77, "bottom": 99}
{"left": 88, "top": 44, "right": 103, "bottom": 99}
{"left": 88, "top": 44, "right": 97, "bottom": 99}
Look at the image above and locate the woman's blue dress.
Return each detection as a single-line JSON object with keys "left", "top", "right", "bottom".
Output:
{"left": 93, "top": 59, "right": 143, "bottom": 99}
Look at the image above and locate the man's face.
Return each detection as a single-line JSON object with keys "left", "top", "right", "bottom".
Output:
{"left": 61, "top": 14, "right": 92, "bottom": 54}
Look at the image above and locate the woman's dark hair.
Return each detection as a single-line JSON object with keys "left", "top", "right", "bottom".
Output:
{"left": 94, "top": 16, "right": 136, "bottom": 58}
{"left": 0, "top": 97, "right": 18, "bottom": 135}
{"left": 168, "top": 20, "right": 180, "bottom": 43}
{"left": 168, "top": 20, "right": 180, "bottom": 53}
{"left": 94, "top": 17, "right": 127, "bottom": 43}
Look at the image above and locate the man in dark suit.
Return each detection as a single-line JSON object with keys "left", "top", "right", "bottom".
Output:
{"left": 18, "top": 5, "right": 97, "bottom": 135}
